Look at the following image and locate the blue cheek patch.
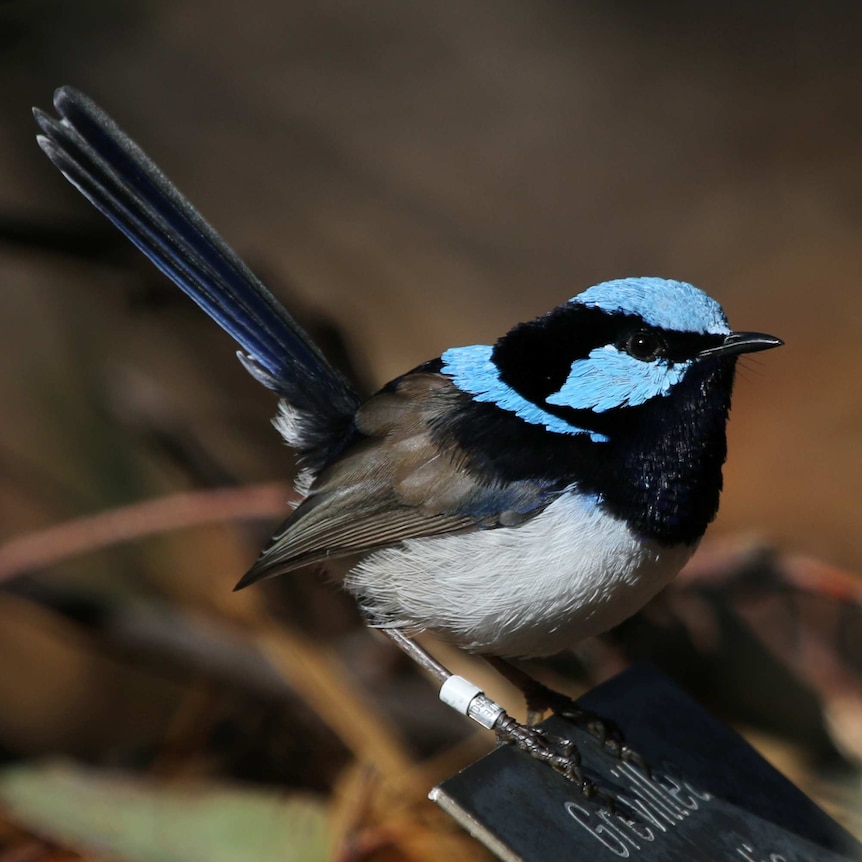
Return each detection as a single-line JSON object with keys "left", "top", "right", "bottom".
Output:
{"left": 440, "top": 345, "right": 610, "bottom": 443}
{"left": 547, "top": 346, "right": 690, "bottom": 413}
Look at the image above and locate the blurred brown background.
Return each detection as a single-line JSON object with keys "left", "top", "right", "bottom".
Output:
{"left": 3, "top": 0, "right": 861, "bottom": 565}
{"left": 0, "top": 2, "right": 861, "bottom": 860}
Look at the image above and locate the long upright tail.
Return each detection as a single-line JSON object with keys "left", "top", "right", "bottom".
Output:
{"left": 34, "top": 86, "right": 362, "bottom": 469}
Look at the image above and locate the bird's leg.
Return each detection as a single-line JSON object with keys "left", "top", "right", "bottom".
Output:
{"left": 380, "top": 629, "right": 606, "bottom": 799}
{"left": 482, "top": 655, "right": 565, "bottom": 726}
{"left": 483, "top": 655, "right": 650, "bottom": 775}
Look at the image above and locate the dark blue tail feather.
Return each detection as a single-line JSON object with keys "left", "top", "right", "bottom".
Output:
{"left": 34, "top": 87, "right": 361, "bottom": 459}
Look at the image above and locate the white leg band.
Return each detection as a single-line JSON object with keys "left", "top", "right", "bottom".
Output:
{"left": 440, "top": 675, "right": 482, "bottom": 713}
{"left": 439, "top": 675, "right": 506, "bottom": 730}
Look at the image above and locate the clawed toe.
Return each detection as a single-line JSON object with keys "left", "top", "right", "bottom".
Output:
{"left": 494, "top": 715, "right": 609, "bottom": 799}
{"left": 496, "top": 717, "right": 579, "bottom": 777}
{"left": 551, "top": 703, "right": 649, "bottom": 775}
{"left": 620, "top": 744, "right": 651, "bottom": 776}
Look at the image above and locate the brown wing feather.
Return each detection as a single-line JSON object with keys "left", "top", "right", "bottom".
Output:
{"left": 236, "top": 372, "right": 490, "bottom": 586}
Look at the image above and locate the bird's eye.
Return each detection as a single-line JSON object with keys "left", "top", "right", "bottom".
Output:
{"left": 623, "top": 331, "right": 666, "bottom": 362}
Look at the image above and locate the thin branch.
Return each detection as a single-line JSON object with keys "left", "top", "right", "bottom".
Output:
{"left": 0, "top": 482, "right": 293, "bottom": 581}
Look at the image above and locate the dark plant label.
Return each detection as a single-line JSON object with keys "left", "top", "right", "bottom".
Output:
{"left": 431, "top": 665, "right": 861, "bottom": 862}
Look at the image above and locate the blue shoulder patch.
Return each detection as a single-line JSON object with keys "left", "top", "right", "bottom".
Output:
{"left": 440, "top": 345, "right": 609, "bottom": 443}
{"left": 573, "top": 277, "right": 730, "bottom": 335}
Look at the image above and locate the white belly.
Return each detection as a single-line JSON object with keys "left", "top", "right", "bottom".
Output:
{"left": 346, "top": 492, "right": 694, "bottom": 657}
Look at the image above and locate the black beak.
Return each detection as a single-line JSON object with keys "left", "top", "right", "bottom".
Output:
{"left": 698, "top": 331, "right": 784, "bottom": 359}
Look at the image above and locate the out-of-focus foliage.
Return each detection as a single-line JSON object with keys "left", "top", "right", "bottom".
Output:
{"left": 0, "top": 761, "right": 331, "bottom": 862}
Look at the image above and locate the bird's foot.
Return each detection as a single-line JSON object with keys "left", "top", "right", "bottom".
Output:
{"left": 494, "top": 713, "right": 617, "bottom": 807}
{"left": 524, "top": 683, "right": 650, "bottom": 776}
{"left": 481, "top": 655, "right": 651, "bottom": 774}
